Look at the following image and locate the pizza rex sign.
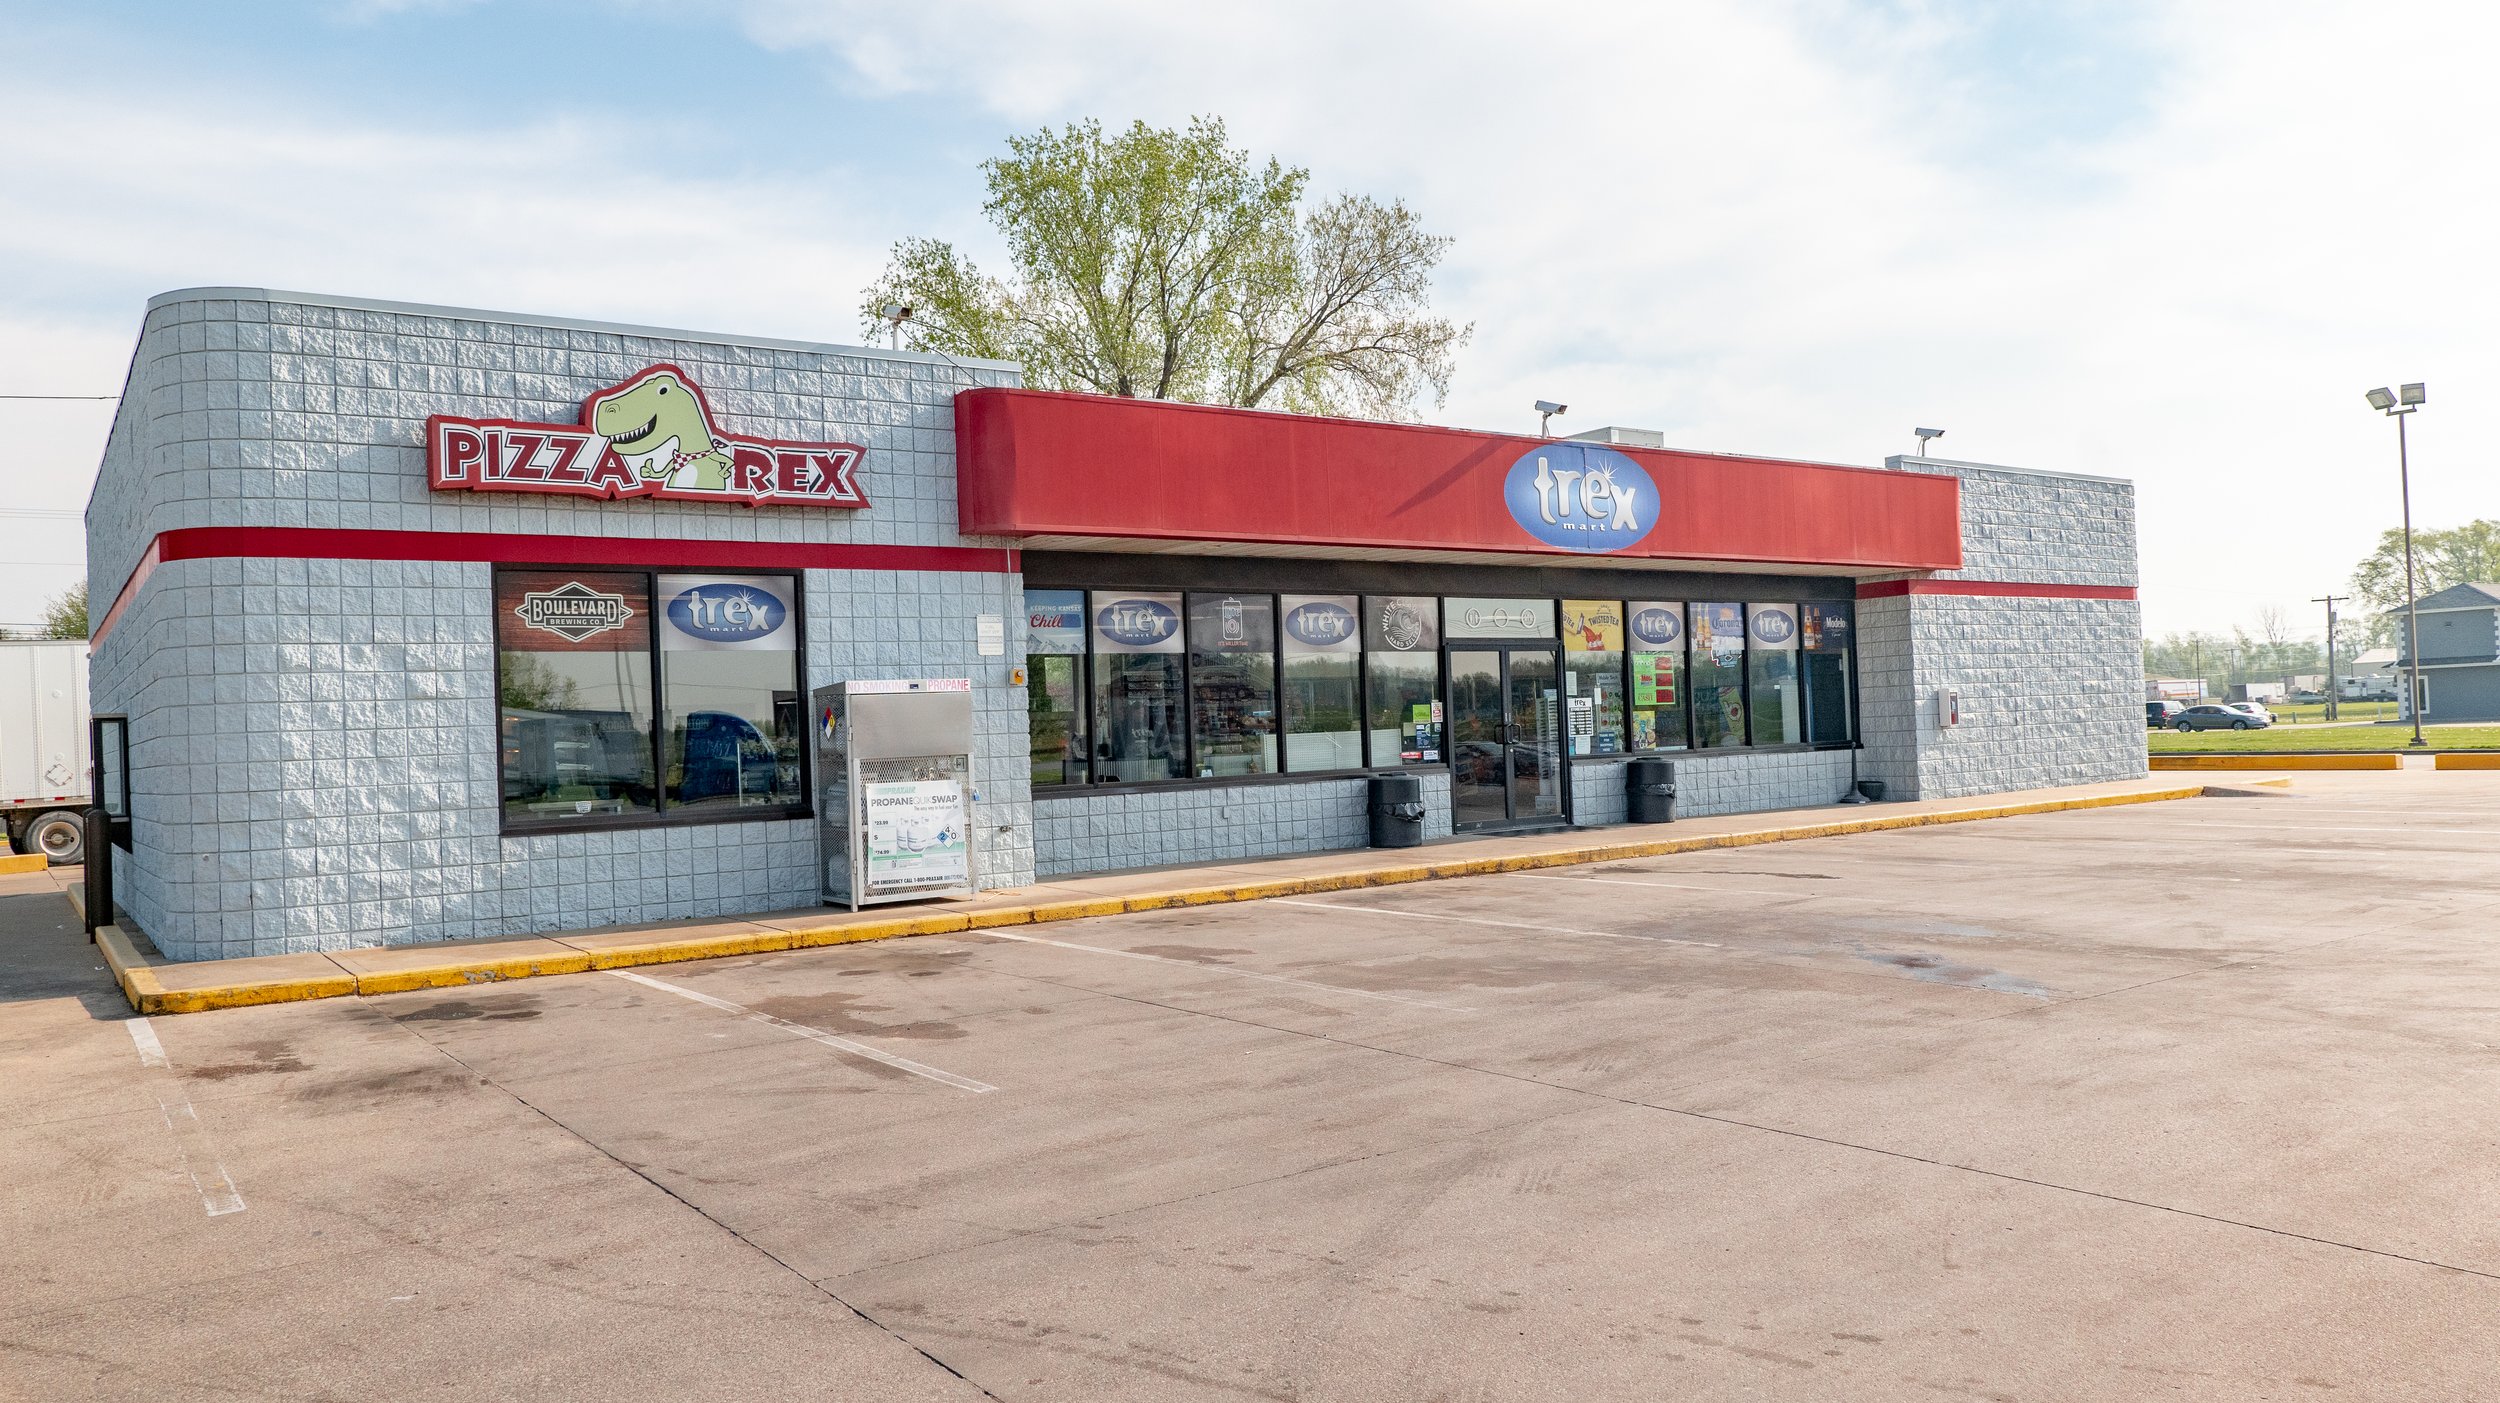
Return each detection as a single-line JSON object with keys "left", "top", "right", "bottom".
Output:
{"left": 428, "top": 364, "right": 868, "bottom": 509}
{"left": 1502, "top": 443, "right": 1659, "bottom": 553}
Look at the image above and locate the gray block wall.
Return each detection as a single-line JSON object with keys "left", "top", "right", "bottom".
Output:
{"left": 1034, "top": 771, "right": 1454, "bottom": 879}
{"left": 1867, "top": 457, "right": 2145, "bottom": 800}
{"left": 88, "top": 289, "right": 1032, "bottom": 960}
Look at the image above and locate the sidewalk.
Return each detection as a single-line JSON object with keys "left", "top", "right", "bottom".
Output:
{"left": 86, "top": 774, "right": 2270, "bottom": 1016}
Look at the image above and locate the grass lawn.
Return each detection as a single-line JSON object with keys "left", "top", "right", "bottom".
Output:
{"left": 2267, "top": 699, "right": 2402, "bottom": 725}
{"left": 2149, "top": 723, "right": 2500, "bottom": 753}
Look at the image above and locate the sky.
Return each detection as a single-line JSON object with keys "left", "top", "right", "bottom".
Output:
{"left": 3, "top": 0, "right": 2495, "bottom": 641}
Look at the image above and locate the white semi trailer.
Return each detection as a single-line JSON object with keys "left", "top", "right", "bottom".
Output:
{"left": 0, "top": 639, "right": 90, "bottom": 865}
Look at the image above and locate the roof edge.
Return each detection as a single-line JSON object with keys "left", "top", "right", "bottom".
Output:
{"left": 142, "top": 287, "right": 1021, "bottom": 373}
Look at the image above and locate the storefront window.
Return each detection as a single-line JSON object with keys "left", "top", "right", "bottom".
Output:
{"left": 498, "top": 570, "right": 658, "bottom": 822}
{"left": 1364, "top": 595, "right": 1442, "bottom": 766}
{"left": 1561, "top": 599, "right": 1626, "bottom": 756}
{"left": 1025, "top": 589, "right": 1087, "bottom": 788}
{"left": 1803, "top": 601, "right": 1856, "bottom": 745}
{"left": 1281, "top": 594, "right": 1362, "bottom": 771}
{"left": 656, "top": 574, "right": 805, "bottom": 811}
{"left": 1690, "top": 602, "right": 1747, "bottom": 749}
{"left": 1747, "top": 603, "right": 1803, "bottom": 746}
{"left": 1626, "top": 601, "right": 1687, "bottom": 751}
{"left": 1090, "top": 591, "right": 1186, "bottom": 783}
{"left": 1189, "top": 593, "right": 1277, "bottom": 777}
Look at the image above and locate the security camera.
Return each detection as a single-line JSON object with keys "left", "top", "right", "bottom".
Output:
{"left": 1534, "top": 400, "right": 1567, "bottom": 416}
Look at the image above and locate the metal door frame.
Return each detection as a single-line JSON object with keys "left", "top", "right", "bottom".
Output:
{"left": 1447, "top": 644, "right": 1569, "bottom": 831}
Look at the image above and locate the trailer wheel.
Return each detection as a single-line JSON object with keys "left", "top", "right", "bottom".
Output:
{"left": 27, "top": 810, "right": 84, "bottom": 867}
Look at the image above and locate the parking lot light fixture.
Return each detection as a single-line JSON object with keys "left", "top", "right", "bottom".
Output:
{"left": 2366, "top": 382, "right": 2429, "bottom": 747}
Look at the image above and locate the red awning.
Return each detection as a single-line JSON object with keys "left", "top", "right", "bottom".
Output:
{"left": 954, "top": 389, "right": 1960, "bottom": 573}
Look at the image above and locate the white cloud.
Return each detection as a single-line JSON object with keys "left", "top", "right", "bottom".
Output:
{"left": 723, "top": 0, "right": 2500, "bottom": 635}
{"left": 8, "top": 0, "right": 2497, "bottom": 637}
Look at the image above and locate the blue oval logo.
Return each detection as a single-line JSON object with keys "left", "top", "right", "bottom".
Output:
{"left": 1283, "top": 601, "right": 1358, "bottom": 648}
{"left": 1096, "top": 599, "right": 1179, "bottom": 647}
{"left": 1502, "top": 444, "right": 1660, "bottom": 553}
{"left": 666, "top": 584, "right": 785, "bottom": 642}
{"left": 1750, "top": 608, "right": 1797, "bottom": 645}
{"left": 1629, "top": 607, "right": 1682, "bottom": 648}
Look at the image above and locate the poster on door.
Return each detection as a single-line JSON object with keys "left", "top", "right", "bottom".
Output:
{"left": 861, "top": 777, "right": 971, "bottom": 898}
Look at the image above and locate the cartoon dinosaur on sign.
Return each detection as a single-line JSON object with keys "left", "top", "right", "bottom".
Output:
{"left": 586, "top": 367, "right": 735, "bottom": 491}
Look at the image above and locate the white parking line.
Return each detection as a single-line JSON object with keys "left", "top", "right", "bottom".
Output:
{"left": 1513, "top": 873, "right": 1800, "bottom": 898}
{"left": 125, "top": 1017, "right": 246, "bottom": 1217}
{"left": 978, "top": 929, "right": 1478, "bottom": 1012}
{"left": 1271, "top": 898, "right": 1722, "bottom": 949}
{"left": 127, "top": 1018, "right": 168, "bottom": 1068}
{"left": 610, "top": 970, "right": 996, "bottom": 1094}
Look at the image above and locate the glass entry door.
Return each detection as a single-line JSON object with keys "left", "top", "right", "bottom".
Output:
{"left": 1448, "top": 648, "right": 1565, "bottom": 830}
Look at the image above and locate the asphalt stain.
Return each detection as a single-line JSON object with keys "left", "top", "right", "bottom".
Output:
{"left": 291, "top": 1065, "right": 478, "bottom": 1103}
{"left": 396, "top": 998, "right": 543, "bottom": 1023}
{"left": 749, "top": 991, "right": 967, "bottom": 1041}
{"left": 1124, "top": 945, "right": 1255, "bottom": 964}
{"left": 183, "top": 1038, "right": 308, "bottom": 1080}
{"left": 1859, "top": 949, "right": 2054, "bottom": 998}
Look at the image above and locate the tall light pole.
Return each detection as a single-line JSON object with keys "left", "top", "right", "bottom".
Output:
{"left": 2364, "top": 383, "right": 2429, "bottom": 747}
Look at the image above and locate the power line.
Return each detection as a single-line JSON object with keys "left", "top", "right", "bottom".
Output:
{"left": 0, "top": 508, "right": 83, "bottom": 519}
{"left": 0, "top": 394, "right": 117, "bottom": 401}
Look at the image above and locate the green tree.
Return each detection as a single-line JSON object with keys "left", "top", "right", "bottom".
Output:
{"left": 863, "top": 116, "right": 1468, "bottom": 419}
{"left": 40, "top": 582, "right": 86, "bottom": 639}
{"left": 2350, "top": 519, "right": 2500, "bottom": 643}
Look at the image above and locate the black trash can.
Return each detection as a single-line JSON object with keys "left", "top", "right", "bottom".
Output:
{"left": 1368, "top": 773, "right": 1427, "bottom": 848}
{"left": 1627, "top": 757, "right": 1677, "bottom": 824}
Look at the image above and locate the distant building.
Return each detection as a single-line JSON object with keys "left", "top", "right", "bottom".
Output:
{"left": 2341, "top": 646, "right": 2399, "bottom": 701}
{"left": 2396, "top": 583, "right": 2500, "bottom": 722}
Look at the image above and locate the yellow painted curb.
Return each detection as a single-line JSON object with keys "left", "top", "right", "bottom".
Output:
{"left": 102, "top": 783, "right": 2222, "bottom": 1016}
{"left": 2434, "top": 752, "right": 2500, "bottom": 770}
{"left": 2151, "top": 754, "right": 2401, "bottom": 771}
{"left": 564, "top": 927, "right": 804, "bottom": 971}
{"left": 350, "top": 950, "right": 596, "bottom": 996}
{"left": 0, "top": 852, "right": 47, "bottom": 875}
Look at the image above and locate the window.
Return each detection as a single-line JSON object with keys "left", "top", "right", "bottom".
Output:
{"left": 496, "top": 568, "right": 805, "bottom": 829}
{"left": 1626, "top": 601, "right": 1687, "bottom": 751}
{"left": 1803, "top": 602, "right": 1855, "bottom": 745}
{"left": 1024, "top": 589, "right": 1087, "bottom": 787}
{"left": 1281, "top": 595, "right": 1362, "bottom": 771}
{"left": 1090, "top": 591, "right": 1186, "bottom": 783}
{"left": 1189, "top": 593, "right": 1277, "bottom": 777}
{"left": 1561, "top": 599, "right": 1626, "bottom": 755}
{"left": 1364, "top": 595, "right": 1442, "bottom": 765}
{"left": 499, "top": 570, "right": 659, "bottom": 822}
{"left": 1746, "top": 604, "right": 1803, "bottom": 746}
{"left": 657, "top": 574, "right": 805, "bottom": 811}
{"left": 1690, "top": 602, "right": 1747, "bottom": 749}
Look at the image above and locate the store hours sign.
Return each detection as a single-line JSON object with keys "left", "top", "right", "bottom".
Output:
{"left": 427, "top": 363, "right": 869, "bottom": 508}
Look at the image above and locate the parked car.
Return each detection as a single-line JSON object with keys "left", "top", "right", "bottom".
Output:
{"left": 2146, "top": 700, "right": 2185, "bottom": 728}
{"left": 2224, "top": 701, "right": 2276, "bottom": 724}
{"left": 2172, "top": 704, "right": 2269, "bottom": 731}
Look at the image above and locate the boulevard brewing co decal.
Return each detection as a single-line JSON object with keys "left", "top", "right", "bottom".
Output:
{"left": 511, "top": 580, "right": 633, "bottom": 642}
{"left": 428, "top": 364, "right": 869, "bottom": 508}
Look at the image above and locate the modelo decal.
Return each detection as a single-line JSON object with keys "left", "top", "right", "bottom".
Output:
{"left": 1629, "top": 607, "right": 1682, "bottom": 649}
{"left": 1283, "top": 601, "right": 1358, "bottom": 647}
{"left": 427, "top": 363, "right": 869, "bottom": 509}
{"left": 1750, "top": 607, "right": 1799, "bottom": 646}
{"left": 1096, "top": 599, "right": 1179, "bottom": 647}
{"left": 1502, "top": 443, "right": 1659, "bottom": 553}
{"left": 666, "top": 583, "right": 786, "bottom": 643}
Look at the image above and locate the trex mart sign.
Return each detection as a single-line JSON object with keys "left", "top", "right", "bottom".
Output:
{"left": 427, "top": 364, "right": 869, "bottom": 508}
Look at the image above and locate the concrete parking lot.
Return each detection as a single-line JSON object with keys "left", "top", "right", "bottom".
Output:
{"left": 7, "top": 773, "right": 2500, "bottom": 1401}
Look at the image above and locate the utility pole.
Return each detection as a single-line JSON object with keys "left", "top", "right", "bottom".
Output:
{"left": 2312, "top": 594, "right": 2345, "bottom": 721}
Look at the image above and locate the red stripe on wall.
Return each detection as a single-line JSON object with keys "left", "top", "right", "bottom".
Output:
{"left": 92, "top": 526, "right": 1019, "bottom": 646}
{"left": 1856, "top": 579, "right": 2137, "bottom": 601}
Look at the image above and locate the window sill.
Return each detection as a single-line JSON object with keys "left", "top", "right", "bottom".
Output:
{"left": 500, "top": 804, "right": 814, "bottom": 838}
